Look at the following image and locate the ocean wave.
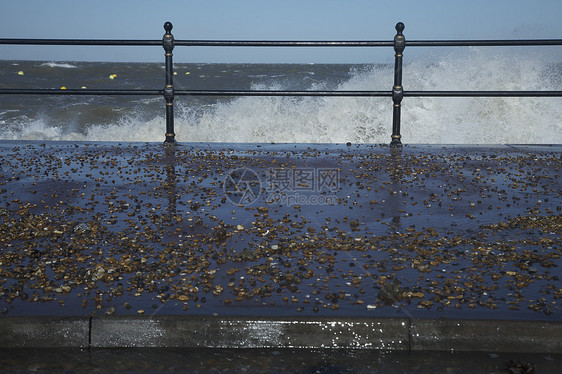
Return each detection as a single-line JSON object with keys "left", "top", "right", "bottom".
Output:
{"left": 39, "top": 61, "right": 78, "bottom": 69}
{"left": 1, "top": 50, "right": 561, "bottom": 144}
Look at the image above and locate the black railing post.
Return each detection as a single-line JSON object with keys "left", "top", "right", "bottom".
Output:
{"left": 163, "top": 22, "right": 176, "bottom": 144}
{"left": 391, "top": 22, "right": 405, "bottom": 148}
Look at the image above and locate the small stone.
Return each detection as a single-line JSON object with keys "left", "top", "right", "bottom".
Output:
{"left": 378, "top": 279, "right": 403, "bottom": 304}
{"left": 73, "top": 222, "right": 91, "bottom": 234}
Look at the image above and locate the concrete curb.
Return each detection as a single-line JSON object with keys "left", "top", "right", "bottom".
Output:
{"left": 0, "top": 317, "right": 90, "bottom": 348}
{"left": 90, "top": 316, "right": 409, "bottom": 349}
{"left": 1, "top": 316, "right": 560, "bottom": 353}
{"left": 410, "top": 319, "right": 562, "bottom": 353}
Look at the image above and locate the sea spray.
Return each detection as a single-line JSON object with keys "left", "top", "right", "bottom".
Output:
{"left": 1, "top": 49, "right": 560, "bottom": 144}
{"left": 169, "top": 49, "right": 561, "bottom": 144}
{"left": 400, "top": 47, "right": 562, "bottom": 143}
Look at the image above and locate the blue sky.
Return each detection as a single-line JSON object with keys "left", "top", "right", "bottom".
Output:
{"left": 1, "top": 0, "right": 561, "bottom": 63}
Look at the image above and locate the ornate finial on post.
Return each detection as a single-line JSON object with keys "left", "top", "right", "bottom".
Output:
{"left": 164, "top": 21, "right": 173, "bottom": 34}
{"left": 162, "top": 22, "right": 176, "bottom": 144}
{"left": 395, "top": 22, "right": 404, "bottom": 35}
{"left": 162, "top": 21, "right": 174, "bottom": 55}
{"left": 394, "top": 22, "right": 405, "bottom": 53}
{"left": 390, "top": 22, "right": 405, "bottom": 148}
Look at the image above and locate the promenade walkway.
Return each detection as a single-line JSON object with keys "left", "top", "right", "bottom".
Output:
{"left": 0, "top": 141, "right": 560, "bottom": 354}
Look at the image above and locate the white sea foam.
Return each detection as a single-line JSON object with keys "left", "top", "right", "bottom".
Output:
{"left": 2, "top": 49, "right": 561, "bottom": 144}
{"left": 2, "top": 118, "right": 63, "bottom": 141}
{"left": 168, "top": 48, "right": 561, "bottom": 144}
{"left": 39, "top": 61, "right": 78, "bottom": 69}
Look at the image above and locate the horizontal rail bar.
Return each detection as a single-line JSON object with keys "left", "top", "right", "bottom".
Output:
{"left": 2, "top": 39, "right": 561, "bottom": 47}
{"left": 404, "top": 91, "right": 562, "bottom": 97}
{"left": 0, "top": 89, "right": 391, "bottom": 97}
{"left": 0, "top": 89, "right": 162, "bottom": 95}
{"left": 0, "top": 39, "right": 161, "bottom": 46}
{"left": 406, "top": 39, "right": 562, "bottom": 47}
{"left": 174, "top": 40, "right": 393, "bottom": 47}
{"left": 1, "top": 89, "right": 561, "bottom": 97}
{"left": 175, "top": 90, "right": 391, "bottom": 97}
{"left": 0, "top": 39, "right": 392, "bottom": 47}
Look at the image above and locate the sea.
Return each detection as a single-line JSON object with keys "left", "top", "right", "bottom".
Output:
{"left": 1, "top": 47, "right": 561, "bottom": 144}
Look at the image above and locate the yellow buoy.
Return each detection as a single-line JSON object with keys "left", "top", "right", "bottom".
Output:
{"left": 109, "top": 74, "right": 117, "bottom": 79}
{"left": 81, "top": 86, "right": 87, "bottom": 89}
{"left": 17, "top": 71, "right": 24, "bottom": 75}
{"left": 173, "top": 71, "right": 177, "bottom": 75}
{"left": 185, "top": 72, "right": 190, "bottom": 75}
{"left": 60, "top": 86, "right": 67, "bottom": 90}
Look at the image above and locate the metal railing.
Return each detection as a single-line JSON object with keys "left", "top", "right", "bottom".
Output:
{"left": 1, "top": 21, "right": 561, "bottom": 147}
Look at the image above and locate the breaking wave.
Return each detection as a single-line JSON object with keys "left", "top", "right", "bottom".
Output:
{"left": 2, "top": 48, "right": 561, "bottom": 144}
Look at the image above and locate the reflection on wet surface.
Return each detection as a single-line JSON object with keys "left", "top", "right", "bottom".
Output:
{"left": 0, "top": 142, "right": 560, "bottom": 320}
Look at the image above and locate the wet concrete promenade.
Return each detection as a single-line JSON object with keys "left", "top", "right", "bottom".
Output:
{"left": 0, "top": 141, "right": 560, "bottom": 353}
